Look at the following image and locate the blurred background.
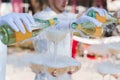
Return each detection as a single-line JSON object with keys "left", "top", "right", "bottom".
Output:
{"left": 1, "top": 0, "right": 120, "bottom": 16}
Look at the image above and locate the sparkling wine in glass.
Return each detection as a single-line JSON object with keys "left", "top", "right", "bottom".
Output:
{"left": 46, "top": 66, "right": 68, "bottom": 80}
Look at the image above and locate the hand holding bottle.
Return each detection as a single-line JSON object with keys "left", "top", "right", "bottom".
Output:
{"left": 76, "top": 15, "right": 102, "bottom": 27}
{"left": 0, "top": 16, "right": 58, "bottom": 45}
{"left": 0, "top": 13, "right": 35, "bottom": 34}
{"left": 84, "top": 7, "right": 107, "bottom": 17}
{"left": 73, "top": 13, "right": 109, "bottom": 38}
{"left": 53, "top": 17, "right": 102, "bottom": 38}
{"left": 54, "top": 15, "right": 102, "bottom": 29}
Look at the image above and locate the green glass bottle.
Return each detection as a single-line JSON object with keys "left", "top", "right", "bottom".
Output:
{"left": 0, "top": 18, "right": 58, "bottom": 45}
{"left": 34, "top": 18, "right": 58, "bottom": 28}
{"left": 87, "top": 10, "right": 119, "bottom": 25}
{"left": 71, "top": 22, "right": 103, "bottom": 37}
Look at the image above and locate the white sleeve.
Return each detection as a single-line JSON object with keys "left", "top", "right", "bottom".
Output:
{"left": 33, "top": 11, "right": 47, "bottom": 20}
{"left": 0, "top": 41, "right": 7, "bottom": 80}
{"left": 34, "top": 11, "right": 56, "bottom": 20}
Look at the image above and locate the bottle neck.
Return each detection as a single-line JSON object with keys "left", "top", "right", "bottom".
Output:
{"left": 49, "top": 18, "right": 58, "bottom": 26}
{"left": 87, "top": 10, "right": 106, "bottom": 23}
{"left": 71, "top": 22, "right": 82, "bottom": 30}
{"left": 87, "top": 10, "right": 96, "bottom": 18}
{"left": 34, "top": 18, "right": 58, "bottom": 27}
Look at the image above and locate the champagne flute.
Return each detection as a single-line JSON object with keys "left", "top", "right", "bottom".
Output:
{"left": 46, "top": 28, "right": 67, "bottom": 63}
{"left": 96, "top": 61, "right": 120, "bottom": 80}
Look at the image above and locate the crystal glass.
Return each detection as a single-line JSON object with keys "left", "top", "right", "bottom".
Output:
{"left": 46, "top": 28, "right": 67, "bottom": 63}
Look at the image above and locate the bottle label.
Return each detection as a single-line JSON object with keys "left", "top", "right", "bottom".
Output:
{"left": 96, "top": 13, "right": 106, "bottom": 23}
{"left": 15, "top": 25, "right": 32, "bottom": 42}
{"left": 77, "top": 24, "right": 82, "bottom": 30}
{"left": 93, "top": 27, "right": 103, "bottom": 37}
{"left": 49, "top": 19, "right": 55, "bottom": 26}
{"left": 15, "top": 31, "right": 32, "bottom": 42}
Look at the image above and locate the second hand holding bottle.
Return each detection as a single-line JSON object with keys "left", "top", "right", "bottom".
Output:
{"left": 0, "top": 18, "right": 58, "bottom": 45}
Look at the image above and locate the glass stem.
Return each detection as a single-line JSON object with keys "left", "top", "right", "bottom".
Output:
{"left": 54, "top": 77, "right": 57, "bottom": 80}
{"left": 48, "top": 40, "right": 51, "bottom": 55}
{"left": 109, "top": 74, "right": 111, "bottom": 80}
{"left": 102, "top": 74, "right": 105, "bottom": 80}
{"left": 35, "top": 74, "right": 40, "bottom": 80}
{"left": 69, "top": 74, "right": 73, "bottom": 80}
{"left": 54, "top": 42, "right": 58, "bottom": 64}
